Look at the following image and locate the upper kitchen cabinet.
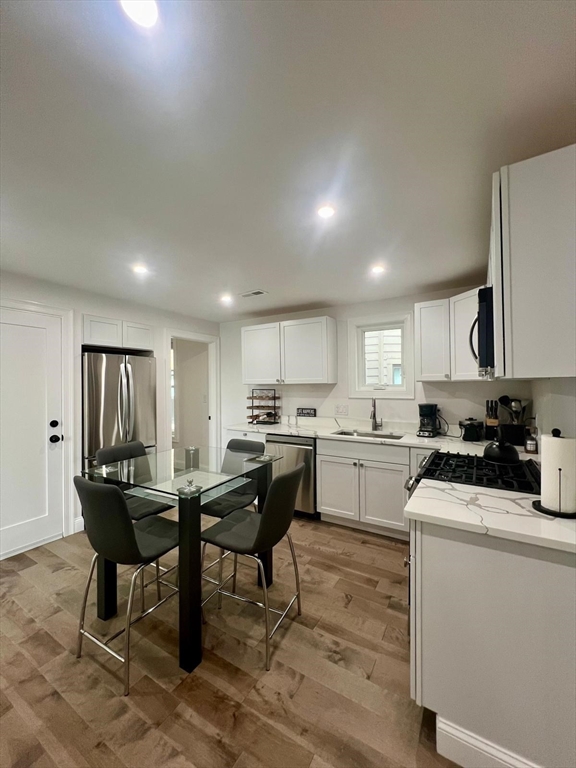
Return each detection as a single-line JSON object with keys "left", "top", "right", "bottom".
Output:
{"left": 122, "top": 321, "right": 154, "bottom": 351}
{"left": 83, "top": 315, "right": 154, "bottom": 350}
{"left": 493, "top": 144, "right": 576, "bottom": 378}
{"left": 241, "top": 316, "right": 337, "bottom": 384}
{"left": 83, "top": 314, "right": 123, "bottom": 347}
{"left": 449, "top": 288, "right": 481, "bottom": 380}
{"left": 241, "top": 323, "right": 282, "bottom": 384}
{"left": 414, "top": 299, "right": 451, "bottom": 381}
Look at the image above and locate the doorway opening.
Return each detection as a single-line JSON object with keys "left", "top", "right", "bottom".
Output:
{"left": 164, "top": 329, "right": 220, "bottom": 453}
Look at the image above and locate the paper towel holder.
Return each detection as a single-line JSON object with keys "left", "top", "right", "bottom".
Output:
{"left": 533, "top": 437, "right": 576, "bottom": 518}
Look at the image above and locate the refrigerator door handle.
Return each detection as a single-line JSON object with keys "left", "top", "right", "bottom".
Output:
{"left": 126, "top": 361, "right": 135, "bottom": 441}
{"left": 119, "top": 363, "right": 128, "bottom": 442}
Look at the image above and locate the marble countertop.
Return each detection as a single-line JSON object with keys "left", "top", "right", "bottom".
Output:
{"left": 404, "top": 478, "right": 576, "bottom": 554}
{"left": 227, "top": 420, "right": 497, "bottom": 455}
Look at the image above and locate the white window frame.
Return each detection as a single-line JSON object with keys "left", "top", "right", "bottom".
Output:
{"left": 347, "top": 312, "right": 415, "bottom": 399}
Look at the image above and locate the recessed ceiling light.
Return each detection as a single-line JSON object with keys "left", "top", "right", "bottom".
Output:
{"left": 132, "top": 264, "right": 149, "bottom": 274}
{"left": 120, "top": 0, "right": 159, "bottom": 28}
{"left": 371, "top": 265, "right": 385, "bottom": 275}
{"left": 220, "top": 294, "right": 233, "bottom": 305}
{"left": 317, "top": 205, "right": 335, "bottom": 219}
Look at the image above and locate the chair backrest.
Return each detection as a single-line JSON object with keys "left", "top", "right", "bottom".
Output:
{"left": 73, "top": 477, "right": 142, "bottom": 564}
{"left": 252, "top": 463, "right": 305, "bottom": 554}
{"left": 220, "top": 438, "right": 264, "bottom": 475}
{"left": 95, "top": 440, "right": 147, "bottom": 467}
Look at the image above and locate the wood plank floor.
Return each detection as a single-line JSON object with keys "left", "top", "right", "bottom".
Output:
{"left": 0, "top": 514, "right": 458, "bottom": 768}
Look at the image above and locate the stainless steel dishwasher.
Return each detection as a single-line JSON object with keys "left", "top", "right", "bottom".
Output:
{"left": 264, "top": 434, "right": 316, "bottom": 516}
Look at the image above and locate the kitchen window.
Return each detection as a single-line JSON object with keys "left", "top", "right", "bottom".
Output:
{"left": 348, "top": 313, "right": 414, "bottom": 399}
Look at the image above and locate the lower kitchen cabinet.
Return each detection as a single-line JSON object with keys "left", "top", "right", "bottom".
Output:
{"left": 317, "top": 444, "right": 409, "bottom": 533}
{"left": 359, "top": 460, "right": 409, "bottom": 530}
{"left": 316, "top": 455, "right": 359, "bottom": 520}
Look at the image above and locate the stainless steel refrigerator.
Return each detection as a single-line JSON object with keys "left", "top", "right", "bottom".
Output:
{"left": 83, "top": 352, "right": 157, "bottom": 467}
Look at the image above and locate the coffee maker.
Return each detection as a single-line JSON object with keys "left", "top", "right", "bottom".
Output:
{"left": 417, "top": 403, "right": 440, "bottom": 437}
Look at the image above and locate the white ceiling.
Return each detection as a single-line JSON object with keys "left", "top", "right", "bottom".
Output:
{"left": 1, "top": 0, "right": 574, "bottom": 322}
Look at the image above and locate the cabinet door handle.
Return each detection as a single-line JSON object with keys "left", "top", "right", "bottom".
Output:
{"left": 359, "top": 462, "right": 364, "bottom": 467}
{"left": 353, "top": 462, "right": 358, "bottom": 466}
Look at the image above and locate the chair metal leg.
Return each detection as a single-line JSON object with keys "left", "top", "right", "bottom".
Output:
{"left": 201, "top": 543, "right": 207, "bottom": 625}
{"left": 124, "top": 565, "right": 142, "bottom": 696}
{"left": 155, "top": 560, "right": 161, "bottom": 601}
{"left": 217, "top": 548, "right": 224, "bottom": 609}
{"left": 255, "top": 558, "right": 271, "bottom": 671}
{"left": 77, "top": 553, "right": 98, "bottom": 659}
{"left": 140, "top": 568, "right": 145, "bottom": 614}
{"left": 232, "top": 553, "right": 238, "bottom": 593}
{"left": 286, "top": 533, "right": 301, "bottom": 616}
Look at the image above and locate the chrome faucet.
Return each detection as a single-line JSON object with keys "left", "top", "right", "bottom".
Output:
{"left": 370, "top": 398, "right": 383, "bottom": 431}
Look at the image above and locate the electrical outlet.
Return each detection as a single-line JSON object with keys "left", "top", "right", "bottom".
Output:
{"left": 335, "top": 404, "right": 349, "bottom": 416}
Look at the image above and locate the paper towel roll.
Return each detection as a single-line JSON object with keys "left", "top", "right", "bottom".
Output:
{"left": 540, "top": 435, "right": 576, "bottom": 514}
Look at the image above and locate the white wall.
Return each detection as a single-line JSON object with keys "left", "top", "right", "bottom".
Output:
{"left": 172, "top": 339, "right": 209, "bottom": 449}
{"left": 220, "top": 289, "right": 534, "bottom": 436}
{"left": 1, "top": 270, "right": 219, "bottom": 527}
{"left": 532, "top": 378, "right": 576, "bottom": 438}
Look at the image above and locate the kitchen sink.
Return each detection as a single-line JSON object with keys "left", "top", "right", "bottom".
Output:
{"left": 332, "top": 430, "right": 404, "bottom": 440}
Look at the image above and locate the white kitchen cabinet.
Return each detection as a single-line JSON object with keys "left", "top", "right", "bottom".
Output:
{"left": 449, "top": 288, "right": 481, "bottom": 381}
{"left": 281, "top": 316, "right": 337, "bottom": 384}
{"left": 241, "top": 323, "right": 281, "bottom": 384}
{"left": 83, "top": 314, "right": 123, "bottom": 347}
{"left": 317, "top": 455, "right": 359, "bottom": 520}
{"left": 498, "top": 144, "right": 576, "bottom": 378}
{"left": 414, "top": 299, "right": 450, "bottom": 381}
{"left": 359, "top": 460, "right": 409, "bottom": 531}
{"left": 241, "top": 316, "right": 337, "bottom": 385}
{"left": 122, "top": 320, "right": 153, "bottom": 351}
{"left": 410, "top": 520, "right": 576, "bottom": 768}
{"left": 225, "top": 429, "right": 266, "bottom": 447}
{"left": 317, "top": 441, "right": 410, "bottom": 533}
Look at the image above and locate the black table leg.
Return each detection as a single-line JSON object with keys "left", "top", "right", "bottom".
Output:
{"left": 256, "top": 462, "right": 273, "bottom": 588}
{"left": 96, "top": 557, "right": 117, "bottom": 620}
{"left": 178, "top": 486, "right": 203, "bottom": 673}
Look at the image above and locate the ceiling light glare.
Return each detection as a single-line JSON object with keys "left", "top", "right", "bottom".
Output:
{"left": 371, "top": 265, "right": 385, "bottom": 275}
{"left": 220, "top": 294, "right": 233, "bottom": 305}
{"left": 317, "top": 205, "right": 335, "bottom": 219}
{"left": 132, "top": 264, "right": 149, "bottom": 274}
{"left": 120, "top": 0, "right": 159, "bottom": 28}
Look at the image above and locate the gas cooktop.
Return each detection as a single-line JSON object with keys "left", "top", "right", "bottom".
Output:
{"left": 419, "top": 451, "right": 541, "bottom": 494}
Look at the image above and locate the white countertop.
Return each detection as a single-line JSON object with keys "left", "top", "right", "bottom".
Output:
{"left": 227, "top": 420, "right": 494, "bottom": 455}
{"left": 404, "top": 478, "right": 576, "bottom": 554}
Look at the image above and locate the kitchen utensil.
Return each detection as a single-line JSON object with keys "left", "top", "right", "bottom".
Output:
{"left": 483, "top": 428, "right": 521, "bottom": 465}
{"left": 498, "top": 395, "right": 515, "bottom": 421}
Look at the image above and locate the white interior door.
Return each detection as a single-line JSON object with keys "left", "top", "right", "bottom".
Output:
{"left": 1, "top": 308, "right": 63, "bottom": 558}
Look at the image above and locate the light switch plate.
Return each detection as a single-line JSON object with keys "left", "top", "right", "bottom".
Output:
{"left": 335, "top": 404, "right": 349, "bottom": 416}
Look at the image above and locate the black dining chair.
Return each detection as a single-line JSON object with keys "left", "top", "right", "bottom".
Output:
{"left": 200, "top": 463, "right": 305, "bottom": 670}
{"left": 200, "top": 438, "right": 265, "bottom": 592}
{"left": 95, "top": 441, "right": 174, "bottom": 522}
{"left": 73, "top": 476, "right": 179, "bottom": 695}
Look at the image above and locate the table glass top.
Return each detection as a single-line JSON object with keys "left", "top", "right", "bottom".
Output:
{"left": 82, "top": 445, "right": 279, "bottom": 503}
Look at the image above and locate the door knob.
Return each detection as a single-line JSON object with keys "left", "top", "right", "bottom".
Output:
{"left": 50, "top": 419, "right": 59, "bottom": 428}
{"left": 49, "top": 435, "right": 61, "bottom": 443}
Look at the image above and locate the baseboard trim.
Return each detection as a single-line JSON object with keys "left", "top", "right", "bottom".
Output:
{"left": 436, "top": 718, "right": 542, "bottom": 768}
{"left": 320, "top": 514, "right": 409, "bottom": 540}
{"left": 0, "top": 532, "right": 63, "bottom": 561}
{"left": 73, "top": 517, "right": 85, "bottom": 534}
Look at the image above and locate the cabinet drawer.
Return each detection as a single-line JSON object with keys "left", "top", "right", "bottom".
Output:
{"left": 225, "top": 429, "right": 266, "bottom": 446}
{"left": 316, "top": 438, "right": 409, "bottom": 465}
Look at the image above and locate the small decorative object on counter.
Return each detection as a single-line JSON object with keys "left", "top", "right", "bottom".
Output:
{"left": 533, "top": 429, "right": 576, "bottom": 518}
{"left": 248, "top": 389, "right": 280, "bottom": 424}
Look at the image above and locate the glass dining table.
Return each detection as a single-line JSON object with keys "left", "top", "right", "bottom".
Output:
{"left": 82, "top": 444, "right": 280, "bottom": 673}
